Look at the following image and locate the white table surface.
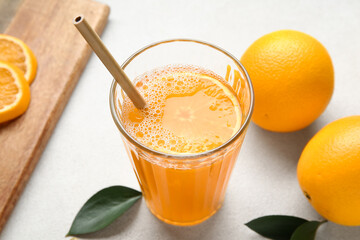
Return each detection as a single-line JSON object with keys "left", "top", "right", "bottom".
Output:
{"left": 1, "top": 0, "right": 360, "bottom": 239}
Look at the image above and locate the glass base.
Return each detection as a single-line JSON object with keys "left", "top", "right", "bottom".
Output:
{"left": 146, "top": 203, "right": 223, "bottom": 226}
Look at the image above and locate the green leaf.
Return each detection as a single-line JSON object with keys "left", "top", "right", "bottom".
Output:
{"left": 290, "top": 221, "right": 326, "bottom": 240}
{"left": 245, "top": 215, "right": 308, "bottom": 240}
{"left": 67, "top": 186, "right": 142, "bottom": 236}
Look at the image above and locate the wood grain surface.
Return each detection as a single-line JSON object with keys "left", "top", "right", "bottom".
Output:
{"left": 0, "top": 0, "right": 109, "bottom": 232}
{"left": 0, "top": 0, "right": 23, "bottom": 32}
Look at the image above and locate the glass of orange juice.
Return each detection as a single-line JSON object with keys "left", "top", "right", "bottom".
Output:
{"left": 110, "top": 39, "right": 254, "bottom": 226}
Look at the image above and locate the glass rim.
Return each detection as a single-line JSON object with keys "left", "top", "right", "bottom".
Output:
{"left": 109, "top": 38, "right": 254, "bottom": 160}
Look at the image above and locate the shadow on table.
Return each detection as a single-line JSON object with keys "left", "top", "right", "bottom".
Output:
{"left": 247, "top": 118, "right": 324, "bottom": 164}
{"left": 79, "top": 199, "right": 142, "bottom": 239}
{"left": 317, "top": 222, "right": 360, "bottom": 240}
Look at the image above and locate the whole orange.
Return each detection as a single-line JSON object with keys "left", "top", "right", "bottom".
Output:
{"left": 297, "top": 116, "right": 360, "bottom": 226}
{"left": 241, "top": 30, "right": 334, "bottom": 132}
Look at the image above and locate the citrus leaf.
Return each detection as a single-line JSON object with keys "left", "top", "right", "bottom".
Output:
{"left": 290, "top": 221, "right": 326, "bottom": 240}
{"left": 67, "top": 186, "right": 142, "bottom": 236}
{"left": 245, "top": 215, "right": 308, "bottom": 240}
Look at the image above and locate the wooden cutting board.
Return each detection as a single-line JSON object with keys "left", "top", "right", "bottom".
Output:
{"left": 0, "top": 0, "right": 109, "bottom": 232}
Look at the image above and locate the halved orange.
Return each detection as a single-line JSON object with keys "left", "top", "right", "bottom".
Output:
{"left": 0, "top": 34, "right": 37, "bottom": 84}
{"left": 0, "top": 61, "right": 31, "bottom": 124}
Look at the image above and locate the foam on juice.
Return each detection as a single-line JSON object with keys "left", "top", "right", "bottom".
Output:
{"left": 121, "top": 64, "right": 242, "bottom": 154}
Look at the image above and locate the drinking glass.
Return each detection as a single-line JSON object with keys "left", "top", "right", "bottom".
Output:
{"left": 110, "top": 39, "right": 254, "bottom": 226}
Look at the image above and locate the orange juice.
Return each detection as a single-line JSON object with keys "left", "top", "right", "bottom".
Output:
{"left": 120, "top": 64, "right": 244, "bottom": 225}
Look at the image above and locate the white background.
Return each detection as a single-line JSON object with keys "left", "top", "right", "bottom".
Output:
{"left": 1, "top": 0, "right": 360, "bottom": 239}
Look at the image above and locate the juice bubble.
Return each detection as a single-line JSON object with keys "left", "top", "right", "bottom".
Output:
{"left": 121, "top": 65, "right": 242, "bottom": 154}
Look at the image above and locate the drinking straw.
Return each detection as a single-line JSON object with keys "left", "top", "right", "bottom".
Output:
{"left": 73, "top": 15, "right": 147, "bottom": 109}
